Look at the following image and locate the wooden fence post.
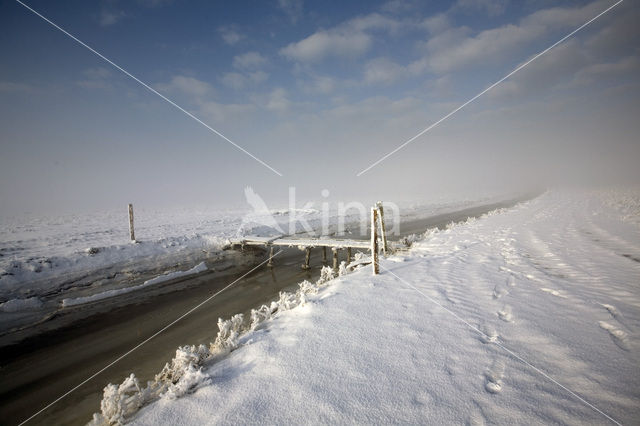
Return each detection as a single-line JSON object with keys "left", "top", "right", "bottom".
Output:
{"left": 346, "top": 247, "right": 352, "bottom": 264}
{"left": 332, "top": 247, "right": 338, "bottom": 270}
{"left": 376, "top": 201, "right": 388, "bottom": 255}
{"left": 268, "top": 245, "right": 275, "bottom": 267}
{"left": 302, "top": 247, "right": 311, "bottom": 270}
{"left": 322, "top": 246, "right": 327, "bottom": 263}
{"left": 128, "top": 203, "right": 136, "bottom": 242}
{"left": 371, "top": 207, "right": 379, "bottom": 275}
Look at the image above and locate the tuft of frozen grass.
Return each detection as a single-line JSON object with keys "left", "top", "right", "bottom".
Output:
{"left": 91, "top": 374, "right": 142, "bottom": 425}
{"left": 338, "top": 261, "right": 348, "bottom": 276}
{"left": 164, "top": 365, "right": 211, "bottom": 400}
{"left": 212, "top": 314, "right": 245, "bottom": 354}
{"left": 250, "top": 303, "right": 279, "bottom": 330}
{"left": 317, "top": 265, "right": 336, "bottom": 285}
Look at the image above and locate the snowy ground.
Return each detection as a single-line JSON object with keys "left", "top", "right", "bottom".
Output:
{"left": 110, "top": 189, "right": 639, "bottom": 425}
{"left": 0, "top": 192, "right": 508, "bottom": 307}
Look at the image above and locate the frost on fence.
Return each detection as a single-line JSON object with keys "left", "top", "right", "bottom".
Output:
{"left": 90, "top": 259, "right": 362, "bottom": 425}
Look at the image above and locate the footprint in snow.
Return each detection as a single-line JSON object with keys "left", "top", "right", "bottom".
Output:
{"left": 467, "top": 410, "right": 487, "bottom": 426}
{"left": 439, "top": 287, "right": 457, "bottom": 305}
{"left": 498, "top": 305, "right": 513, "bottom": 322}
{"left": 540, "top": 288, "right": 566, "bottom": 298}
{"left": 479, "top": 325, "right": 498, "bottom": 344}
{"left": 484, "top": 359, "right": 505, "bottom": 394}
{"left": 601, "top": 303, "right": 628, "bottom": 329}
{"left": 602, "top": 303, "right": 621, "bottom": 319}
{"left": 493, "top": 283, "right": 509, "bottom": 299}
{"left": 599, "top": 321, "right": 630, "bottom": 351}
{"left": 507, "top": 275, "right": 516, "bottom": 287}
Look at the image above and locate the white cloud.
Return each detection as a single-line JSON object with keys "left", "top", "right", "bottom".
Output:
{"left": 364, "top": 57, "right": 405, "bottom": 85}
{"left": 248, "top": 71, "right": 269, "bottom": 83}
{"left": 221, "top": 72, "right": 247, "bottom": 89}
{"left": 281, "top": 30, "right": 371, "bottom": 63}
{"left": 99, "top": 9, "right": 126, "bottom": 27}
{"left": 573, "top": 56, "right": 640, "bottom": 86}
{"left": 280, "top": 12, "right": 404, "bottom": 63}
{"left": 324, "top": 95, "right": 421, "bottom": 122}
{"left": 218, "top": 26, "right": 244, "bottom": 45}
{"left": 453, "top": 0, "right": 509, "bottom": 17}
{"left": 278, "top": 0, "right": 304, "bottom": 24}
{"left": 154, "top": 74, "right": 255, "bottom": 122}
{"left": 583, "top": 4, "right": 640, "bottom": 58}
{"left": 221, "top": 70, "right": 268, "bottom": 89}
{"left": 347, "top": 13, "right": 404, "bottom": 33}
{"left": 300, "top": 75, "right": 336, "bottom": 95}
{"left": 198, "top": 100, "right": 255, "bottom": 123}
{"left": 415, "top": 0, "right": 612, "bottom": 74}
{"left": 427, "top": 23, "right": 535, "bottom": 73}
{"left": 233, "top": 52, "right": 268, "bottom": 69}
{"left": 409, "top": 25, "right": 471, "bottom": 74}
{"left": 77, "top": 67, "right": 113, "bottom": 89}
{"left": 380, "top": 0, "right": 419, "bottom": 14}
{"left": 83, "top": 67, "right": 111, "bottom": 80}
{"left": 422, "top": 14, "right": 450, "bottom": 34}
{"left": 0, "top": 81, "right": 35, "bottom": 93}
{"left": 157, "top": 75, "right": 213, "bottom": 98}
{"left": 266, "top": 88, "right": 292, "bottom": 112}
{"left": 487, "top": 40, "right": 588, "bottom": 99}
{"left": 429, "top": 75, "right": 453, "bottom": 97}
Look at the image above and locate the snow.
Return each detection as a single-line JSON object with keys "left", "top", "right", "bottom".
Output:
{"left": 110, "top": 189, "right": 639, "bottom": 425}
{"left": 142, "top": 261, "right": 208, "bottom": 286}
{"left": 61, "top": 262, "right": 207, "bottom": 308}
{"left": 0, "top": 207, "right": 237, "bottom": 301}
{"left": 0, "top": 296, "right": 43, "bottom": 312}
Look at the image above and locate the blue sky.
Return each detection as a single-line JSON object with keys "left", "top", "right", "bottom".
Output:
{"left": 0, "top": 0, "right": 638, "bottom": 215}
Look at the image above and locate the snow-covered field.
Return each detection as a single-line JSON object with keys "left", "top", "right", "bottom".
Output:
{"left": 0, "top": 206, "right": 239, "bottom": 302}
{"left": 98, "top": 189, "right": 639, "bottom": 425}
{"left": 0, "top": 192, "right": 508, "bottom": 308}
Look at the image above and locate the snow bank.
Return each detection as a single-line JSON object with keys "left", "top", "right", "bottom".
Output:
{"left": 89, "top": 265, "right": 342, "bottom": 425}
{"left": 119, "top": 189, "right": 640, "bottom": 425}
{"left": 0, "top": 296, "right": 43, "bottom": 312}
{"left": 61, "top": 262, "right": 207, "bottom": 308}
{"left": 142, "top": 262, "right": 207, "bottom": 286}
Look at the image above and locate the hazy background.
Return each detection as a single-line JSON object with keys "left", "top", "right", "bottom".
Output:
{"left": 1, "top": 0, "right": 638, "bottom": 216}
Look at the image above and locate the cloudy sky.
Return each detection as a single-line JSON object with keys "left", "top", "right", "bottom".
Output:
{"left": 0, "top": 0, "right": 638, "bottom": 215}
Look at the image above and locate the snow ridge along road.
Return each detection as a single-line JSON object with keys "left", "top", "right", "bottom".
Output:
{"left": 125, "top": 189, "right": 639, "bottom": 425}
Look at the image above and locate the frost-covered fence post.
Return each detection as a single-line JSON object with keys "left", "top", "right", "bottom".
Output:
{"left": 302, "top": 247, "right": 311, "bottom": 270}
{"left": 346, "top": 247, "right": 352, "bottom": 264}
{"left": 332, "top": 248, "right": 338, "bottom": 270}
{"left": 376, "top": 201, "right": 388, "bottom": 255}
{"left": 128, "top": 203, "right": 136, "bottom": 242}
{"left": 371, "top": 207, "right": 379, "bottom": 275}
